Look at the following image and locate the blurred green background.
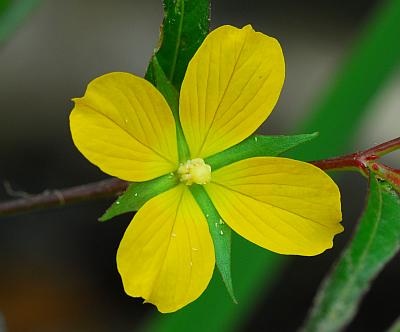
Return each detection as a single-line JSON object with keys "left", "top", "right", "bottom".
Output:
{"left": 0, "top": 0, "right": 399, "bottom": 331}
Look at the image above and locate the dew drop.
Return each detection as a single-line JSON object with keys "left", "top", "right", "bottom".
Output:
{"left": 192, "top": 247, "right": 198, "bottom": 251}
{"left": 171, "top": 233, "right": 176, "bottom": 238}
{"left": 220, "top": 230, "right": 224, "bottom": 235}
{"left": 254, "top": 137, "right": 258, "bottom": 142}
{"left": 190, "top": 261, "right": 193, "bottom": 267}
{"left": 219, "top": 219, "right": 224, "bottom": 225}
{"left": 205, "top": 214, "right": 209, "bottom": 218}
{"left": 215, "top": 222, "right": 218, "bottom": 228}
{"left": 134, "top": 193, "right": 138, "bottom": 197}
{"left": 115, "top": 201, "right": 120, "bottom": 205}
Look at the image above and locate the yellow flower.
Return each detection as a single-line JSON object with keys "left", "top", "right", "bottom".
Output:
{"left": 70, "top": 25, "right": 343, "bottom": 312}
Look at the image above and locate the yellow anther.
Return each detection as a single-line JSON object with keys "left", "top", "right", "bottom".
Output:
{"left": 177, "top": 158, "right": 212, "bottom": 185}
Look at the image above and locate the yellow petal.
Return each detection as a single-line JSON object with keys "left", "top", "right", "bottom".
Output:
{"left": 206, "top": 157, "right": 343, "bottom": 256}
{"left": 179, "top": 25, "right": 285, "bottom": 159}
{"left": 70, "top": 72, "right": 178, "bottom": 182}
{"left": 116, "top": 185, "right": 215, "bottom": 313}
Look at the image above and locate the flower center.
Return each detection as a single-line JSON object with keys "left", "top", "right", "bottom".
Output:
{"left": 177, "top": 158, "right": 212, "bottom": 185}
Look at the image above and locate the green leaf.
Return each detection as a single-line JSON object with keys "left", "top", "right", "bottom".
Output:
{"left": 148, "top": 56, "right": 190, "bottom": 162}
{"left": 387, "top": 316, "right": 400, "bottom": 332}
{"left": 99, "top": 174, "right": 178, "bottom": 222}
{"left": 301, "top": 174, "right": 400, "bottom": 332}
{"left": 149, "top": 56, "right": 179, "bottom": 118}
{"left": 0, "top": 0, "right": 11, "bottom": 15}
{"left": 0, "top": 0, "right": 41, "bottom": 45}
{"left": 145, "top": 0, "right": 210, "bottom": 90}
{"left": 205, "top": 133, "right": 319, "bottom": 170}
{"left": 190, "top": 184, "right": 237, "bottom": 303}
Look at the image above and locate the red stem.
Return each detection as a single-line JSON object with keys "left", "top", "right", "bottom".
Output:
{"left": 0, "top": 178, "right": 128, "bottom": 216}
{"left": 0, "top": 137, "right": 399, "bottom": 217}
{"left": 310, "top": 153, "right": 367, "bottom": 174}
{"left": 310, "top": 136, "right": 400, "bottom": 175}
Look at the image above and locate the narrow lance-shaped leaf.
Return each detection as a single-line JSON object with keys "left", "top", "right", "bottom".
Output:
{"left": 205, "top": 133, "right": 318, "bottom": 171}
{"left": 146, "top": 0, "right": 210, "bottom": 90}
{"left": 190, "top": 184, "right": 237, "bottom": 303}
{"left": 149, "top": 56, "right": 190, "bottom": 162}
{"left": 301, "top": 174, "right": 400, "bottom": 332}
{"left": 99, "top": 174, "right": 178, "bottom": 222}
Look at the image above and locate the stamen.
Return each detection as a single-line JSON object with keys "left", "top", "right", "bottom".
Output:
{"left": 177, "top": 158, "right": 212, "bottom": 185}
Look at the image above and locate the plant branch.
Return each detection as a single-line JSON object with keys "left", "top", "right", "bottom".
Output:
{"left": 310, "top": 136, "right": 400, "bottom": 176}
{"left": 0, "top": 137, "right": 399, "bottom": 217}
{"left": 0, "top": 178, "right": 128, "bottom": 217}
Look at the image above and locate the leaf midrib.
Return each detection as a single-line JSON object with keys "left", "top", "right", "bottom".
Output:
{"left": 168, "top": 0, "right": 185, "bottom": 82}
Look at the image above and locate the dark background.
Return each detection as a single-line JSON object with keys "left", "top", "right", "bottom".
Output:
{"left": 0, "top": 0, "right": 399, "bottom": 331}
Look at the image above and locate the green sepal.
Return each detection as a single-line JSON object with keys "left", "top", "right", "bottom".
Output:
{"left": 148, "top": 56, "right": 179, "bottom": 118}
{"left": 301, "top": 174, "right": 400, "bottom": 332}
{"left": 99, "top": 173, "right": 178, "bottom": 222}
{"left": 190, "top": 184, "right": 237, "bottom": 303}
{"left": 145, "top": 0, "right": 210, "bottom": 90}
{"left": 148, "top": 56, "right": 190, "bottom": 162}
{"left": 205, "top": 132, "right": 319, "bottom": 171}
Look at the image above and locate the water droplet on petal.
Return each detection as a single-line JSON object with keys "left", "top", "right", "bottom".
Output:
{"left": 192, "top": 247, "right": 198, "bottom": 251}
{"left": 171, "top": 233, "right": 176, "bottom": 238}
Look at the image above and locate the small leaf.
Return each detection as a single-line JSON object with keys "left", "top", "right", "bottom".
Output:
{"left": 301, "top": 174, "right": 400, "bottom": 332}
{"left": 190, "top": 184, "right": 237, "bottom": 303}
{"left": 145, "top": 0, "right": 210, "bottom": 90}
{"left": 205, "top": 133, "right": 319, "bottom": 171}
{"left": 149, "top": 56, "right": 179, "bottom": 118}
{"left": 99, "top": 173, "right": 178, "bottom": 222}
{"left": 149, "top": 56, "right": 190, "bottom": 162}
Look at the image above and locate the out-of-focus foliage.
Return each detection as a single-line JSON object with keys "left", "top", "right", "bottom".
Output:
{"left": 294, "top": 0, "right": 400, "bottom": 160}
{"left": 0, "top": 0, "right": 41, "bottom": 45}
{"left": 0, "top": 0, "right": 11, "bottom": 15}
{"left": 387, "top": 316, "right": 400, "bottom": 332}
